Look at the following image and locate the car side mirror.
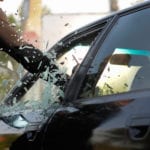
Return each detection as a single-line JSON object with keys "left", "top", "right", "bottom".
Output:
{"left": 1, "top": 114, "right": 28, "bottom": 129}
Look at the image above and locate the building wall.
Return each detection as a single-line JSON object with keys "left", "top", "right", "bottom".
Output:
{"left": 41, "top": 13, "right": 108, "bottom": 50}
{"left": 43, "top": 0, "right": 111, "bottom": 14}
{"left": 41, "top": 0, "right": 146, "bottom": 50}
{"left": 118, "top": 0, "right": 145, "bottom": 9}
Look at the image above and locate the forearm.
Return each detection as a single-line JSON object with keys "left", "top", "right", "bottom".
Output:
{"left": 0, "top": 8, "right": 45, "bottom": 73}
{"left": 0, "top": 9, "right": 66, "bottom": 88}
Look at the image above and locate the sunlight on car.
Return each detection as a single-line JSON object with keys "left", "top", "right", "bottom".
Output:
{"left": 58, "top": 45, "right": 89, "bottom": 75}
{"left": 0, "top": 51, "right": 65, "bottom": 122}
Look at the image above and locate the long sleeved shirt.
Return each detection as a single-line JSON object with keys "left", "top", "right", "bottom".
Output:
{"left": 0, "top": 8, "right": 66, "bottom": 88}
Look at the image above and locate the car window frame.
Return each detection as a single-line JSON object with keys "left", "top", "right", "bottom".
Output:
{"left": 64, "top": 16, "right": 117, "bottom": 103}
{"left": 68, "top": 2, "right": 150, "bottom": 103}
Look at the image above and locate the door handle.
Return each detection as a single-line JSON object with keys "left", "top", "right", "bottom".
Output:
{"left": 127, "top": 114, "right": 150, "bottom": 141}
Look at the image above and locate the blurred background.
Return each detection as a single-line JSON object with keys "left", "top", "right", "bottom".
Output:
{"left": 0, "top": 0, "right": 148, "bottom": 149}
{"left": 0, "top": 0, "right": 147, "bottom": 50}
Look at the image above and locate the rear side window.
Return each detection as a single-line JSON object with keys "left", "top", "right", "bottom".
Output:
{"left": 95, "top": 48, "right": 150, "bottom": 96}
{"left": 79, "top": 7, "right": 150, "bottom": 98}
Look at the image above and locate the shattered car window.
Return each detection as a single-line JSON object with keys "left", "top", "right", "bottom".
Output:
{"left": 0, "top": 42, "right": 89, "bottom": 126}
{"left": 58, "top": 45, "right": 89, "bottom": 76}
{"left": 0, "top": 11, "right": 99, "bottom": 129}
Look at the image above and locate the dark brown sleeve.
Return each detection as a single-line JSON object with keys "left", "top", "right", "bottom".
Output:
{"left": 0, "top": 8, "right": 46, "bottom": 73}
{"left": 0, "top": 9, "right": 66, "bottom": 88}
{"left": 0, "top": 8, "right": 25, "bottom": 48}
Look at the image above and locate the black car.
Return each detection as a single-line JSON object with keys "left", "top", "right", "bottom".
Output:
{"left": 1, "top": 1, "right": 150, "bottom": 150}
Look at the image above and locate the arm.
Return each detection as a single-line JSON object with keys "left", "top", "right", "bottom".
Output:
{"left": 0, "top": 8, "right": 53, "bottom": 73}
{"left": 0, "top": 9, "right": 66, "bottom": 90}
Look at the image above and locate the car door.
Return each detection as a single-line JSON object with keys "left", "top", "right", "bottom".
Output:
{"left": 0, "top": 12, "right": 113, "bottom": 150}
{"left": 70, "top": 3, "right": 150, "bottom": 150}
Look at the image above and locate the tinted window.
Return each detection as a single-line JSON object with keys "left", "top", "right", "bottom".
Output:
{"left": 79, "top": 8, "right": 150, "bottom": 98}
{"left": 95, "top": 48, "right": 150, "bottom": 96}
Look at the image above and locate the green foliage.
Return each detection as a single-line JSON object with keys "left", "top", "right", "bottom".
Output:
{"left": 7, "top": 14, "right": 21, "bottom": 30}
